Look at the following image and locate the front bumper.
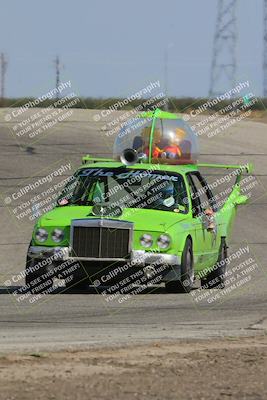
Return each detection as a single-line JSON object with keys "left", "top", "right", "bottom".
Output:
{"left": 28, "top": 246, "right": 181, "bottom": 282}
{"left": 28, "top": 246, "right": 181, "bottom": 266}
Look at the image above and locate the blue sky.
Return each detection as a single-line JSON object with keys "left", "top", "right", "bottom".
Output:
{"left": 0, "top": 0, "right": 263, "bottom": 98}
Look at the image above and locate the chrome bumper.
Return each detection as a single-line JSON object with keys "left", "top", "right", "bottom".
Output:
{"left": 28, "top": 246, "right": 180, "bottom": 266}
{"left": 28, "top": 246, "right": 70, "bottom": 261}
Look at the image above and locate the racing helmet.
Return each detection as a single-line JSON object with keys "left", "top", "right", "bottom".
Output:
{"left": 152, "top": 181, "right": 175, "bottom": 208}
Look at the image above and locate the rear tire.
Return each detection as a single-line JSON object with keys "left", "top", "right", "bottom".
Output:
{"left": 201, "top": 238, "right": 227, "bottom": 289}
{"left": 165, "top": 238, "right": 194, "bottom": 293}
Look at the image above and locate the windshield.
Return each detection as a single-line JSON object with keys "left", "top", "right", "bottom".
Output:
{"left": 57, "top": 168, "right": 189, "bottom": 213}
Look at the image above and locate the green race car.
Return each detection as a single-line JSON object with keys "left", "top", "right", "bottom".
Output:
{"left": 26, "top": 109, "right": 252, "bottom": 294}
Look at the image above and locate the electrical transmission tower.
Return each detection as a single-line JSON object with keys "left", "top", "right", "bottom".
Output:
{"left": 264, "top": 0, "right": 267, "bottom": 97}
{"left": 0, "top": 53, "right": 8, "bottom": 101}
{"left": 209, "top": 0, "right": 238, "bottom": 97}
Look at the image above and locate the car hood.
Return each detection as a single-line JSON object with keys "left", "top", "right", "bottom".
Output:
{"left": 39, "top": 206, "right": 190, "bottom": 232}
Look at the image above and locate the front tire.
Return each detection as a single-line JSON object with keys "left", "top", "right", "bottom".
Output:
{"left": 65, "top": 274, "right": 89, "bottom": 291}
{"left": 165, "top": 238, "right": 194, "bottom": 293}
{"left": 25, "top": 258, "right": 53, "bottom": 294}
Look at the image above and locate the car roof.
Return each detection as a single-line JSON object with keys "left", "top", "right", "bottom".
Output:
{"left": 78, "top": 161, "right": 198, "bottom": 175}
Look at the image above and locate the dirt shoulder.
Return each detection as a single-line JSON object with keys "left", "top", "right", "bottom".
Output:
{"left": 0, "top": 335, "right": 266, "bottom": 400}
{"left": 249, "top": 110, "right": 267, "bottom": 123}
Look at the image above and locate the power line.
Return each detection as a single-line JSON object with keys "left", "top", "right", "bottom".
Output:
{"left": 209, "top": 0, "right": 238, "bottom": 97}
{"left": 0, "top": 53, "right": 8, "bottom": 100}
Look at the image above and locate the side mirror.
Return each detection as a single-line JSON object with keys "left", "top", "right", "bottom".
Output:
{"left": 234, "top": 194, "right": 249, "bottom": 206}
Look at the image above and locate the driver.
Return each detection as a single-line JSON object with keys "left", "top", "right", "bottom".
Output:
{"left": 148, "top": 181, "right": 176, "bottom": 210}
{"left": 148, "top": 180, "right": 188, "bottom": 212}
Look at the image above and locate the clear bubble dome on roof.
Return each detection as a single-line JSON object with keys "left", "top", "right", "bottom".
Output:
{"left": 113, "top": 114, "right": 199, "bottom": 165}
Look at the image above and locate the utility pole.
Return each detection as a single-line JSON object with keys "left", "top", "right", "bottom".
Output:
{"left": 164, "top": 48, "right": 169, "bottom": 110}
{"left": 0, "top": 53, "right": 8, "bottom": 101}
{"left": 54, "top": 55, "right": 61, "bottom": 99}
{"left": 209, "top": 0, "right": 238, "bottom": 97}
{"left": 163, "top": 43, "right": 173, "bottom": 110}
{"left": 264, "top": 0, "right": 267, "bottom": 97}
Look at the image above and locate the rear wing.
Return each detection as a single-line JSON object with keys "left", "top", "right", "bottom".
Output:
{"left": 198, "top": 163, "right": 253, "bottom": 173}
{"left": 198, "top": 162, "right": 254, "bottom": 184}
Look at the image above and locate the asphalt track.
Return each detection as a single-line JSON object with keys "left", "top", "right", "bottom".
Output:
{"left": 0, "top": 108, "right": 266, "bottom": 353}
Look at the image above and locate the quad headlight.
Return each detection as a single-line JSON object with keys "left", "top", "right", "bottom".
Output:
{"left": 51, "top": 228, "right": 64, "bottom": 243}
{"left": 140, "top": 233, "right": 153, "bottom": 248}
{"left": 157, "top": 234, "right": 171, "bottom": 249}
{"left": 35, "top": 228, "right": 48, "bottom": 243}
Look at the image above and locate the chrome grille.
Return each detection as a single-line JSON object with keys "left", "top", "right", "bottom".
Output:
{"left": 71, "top": 219, "right": 133, "bottom": 259}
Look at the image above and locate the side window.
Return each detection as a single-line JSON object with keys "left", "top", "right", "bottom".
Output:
{"left": 188, "top": 173, "right": 215, "bottom": 215}
{"left": 187, "top": 176, "right": 202, "bottom": 217}
{"left": 196, "top": 173, "right": 217, "bottom": 211}
{"left": 174, "top": 176, "right": 189, "bottom": 213}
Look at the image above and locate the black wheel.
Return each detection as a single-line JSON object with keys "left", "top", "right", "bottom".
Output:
{"left": 25, "top": 258, "right": 53, "bottom": 294}
{"left": 64, "top": 263, "right": 90, "bottom": 291}
{"left": 165, "top": 237, "right": 194, "bottom": 293}
{"left": 201, "top": 238, "right": 227, "bottom": 289}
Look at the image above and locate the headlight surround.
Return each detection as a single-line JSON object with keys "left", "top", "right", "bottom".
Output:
{"left": 51, "top": 228, "right": 64, "bottom": 243}
{"left": 157, "top": 234, "right": 171, "bottom": 249}
{"left": 35, "top": 228, "right": 48, "bottom": 243}
{"left": 140, "top": 233, "right": 153, "bottom": 248}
